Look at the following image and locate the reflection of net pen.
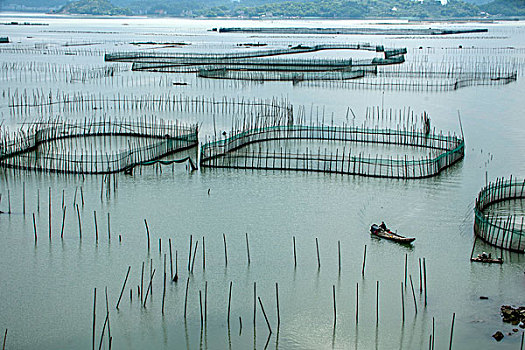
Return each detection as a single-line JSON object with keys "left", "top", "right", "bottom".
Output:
{"left": 0, "top": 119, "right": 198, "bottom": 174}
{"left": 200, "top": 124, "right": 464, "bottom": 179}
{"left": 474, "top": 177, "right": 525, "bottom": 253}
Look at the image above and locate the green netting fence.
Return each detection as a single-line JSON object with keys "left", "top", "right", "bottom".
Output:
{"left": 200, "top": 124, "right": 464, "bottom": 179}
{"left": 474, "top": 177, "right": 525, "bottom": 253}
{"left": 0, "top": 119, "right": 198, "bottom": 174}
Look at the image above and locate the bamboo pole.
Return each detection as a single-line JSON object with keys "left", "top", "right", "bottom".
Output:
{"left": 184, "top": 277, "right": 190, "bottom": 319}
{"left": 33, "top": 213, "right": 37, "bottom": 242}
{"left": 362, "top": 245, "right": 367, "bottom": 276}
{"left": 449, "top": 313, "right": 455, "bottom": 350}
{"left": 333, "top": 285, "right": 337, "bottom": 327}
{"left": 293, "top": 236, "right": 297, "bottom": 267}
{"left": 376, "top": 281, "right": 380, "bottom": 325}
{"left": 144, "top": 219, "right": 150, "bottom": 251}
{"left": 143, "top": 269, "right": 156, "bottom": 307}
{"left": 409, "top": 275, "right": 417, "bottom": 314}
{"left": 356, "top": 282, "right": 359, "bottom": 323}
{"left": 245, "top": 232, "right": 251, "bottom": 265}
{"left": 92, "top": 288, "right": 96, "bottom": 350}
{"left": 223, "top": 233, "right": 228, "bottom": 267}
{"left": 227, "top": 281, "right": 232, "bottom": 325}
{"left": 162, "top": 254, "right": 166, "bottom": 315}
{"left": 116, "top": 266, "right": 131, "bottom": 309}
{"left": 60, "top": 206, "right": 66, "bottom": 239}
{"left": 423, "top": 258, "right": 428, "bottom": 306}
{"left": 401, "top": 282, "right": 405, "bottom": 322}
{"left": 169, "top": 238, "right": 173, "bottom": 280}
{"left": 258, "top": 297, "right": 272, "bottom": 334}
{"left": 316, "top": 237, "right": 321, "bottom": 269}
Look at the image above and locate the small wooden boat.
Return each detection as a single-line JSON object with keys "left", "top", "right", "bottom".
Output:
{"left": 370, "top": 224, "right": 415, "bottom": 244}
{"left": 471, "top": 255, "right": 503, "bottom": 264}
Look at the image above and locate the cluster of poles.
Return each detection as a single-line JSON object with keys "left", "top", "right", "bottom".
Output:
{"left": 100, "top": 227, "right": 460, "bottom": 350}
{"left": 474, "top": 176, "right": 525, "bottom": 253}
{"left": 0, "top": 62, "right": 125, "bottom": 84}
{"left": 0, "top": 45, "right": 106, "bottom": 57}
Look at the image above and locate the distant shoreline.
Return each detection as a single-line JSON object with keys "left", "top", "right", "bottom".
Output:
{"left": 0, "top": 10, "right": 524, "bottom": 21}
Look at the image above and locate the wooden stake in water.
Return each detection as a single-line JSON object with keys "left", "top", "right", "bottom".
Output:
{"left": 162, "top": 254, "right": 167, "bottom": 315}
{"left": 356, "top": 282, "right": 359, "bottom": 323}
{"left": 2, "top": 329, "right": 6, "bottom": 350}
{"left": 174, "top": 250, "right": 178, "bottom": 282}
{"left": 293, "top": 236, "right": 297, "bottom": 267}
{"left": 107, "top": 213, "right": 110, "bottom": 240}
{"left": 223, "top": 233, "right": 228, "bottom": 267}
{"left": 258, "top": 297, "right": 272, "bottom": 334}
{"left": 184, "top": 277, "right": 190, "bottom": 319}
{"left": 276, "top": 282, "right": 280, "bottom": 328}
{"left": 143, "top": 269, "right": 156, "bottom": 307}
{"left": 419, "top": 258, "right": 422, "bottom": 292}
{"left": 76, "top": 204, "right": 82, "bottom": 239}
{"left": 245, "top": 232, "right": 251, "bottom": 265}
{"left": 432, "top": 317, "right": 435, "bottom": 350}
{"left": 205, "top": 281, "right": 208, "bottom": 325}
{"left": 187, "top": 235, "right": 193, "bottom": 272}
{"left": 227, "top": 281, "right": 232, "bottom": 325}
{"left": 376, "top": 281, "right": 380, "bottom": 326}
{"left": 423, "top": 258, "right": 428, "bottom": 306}
{"left": 316, "top": 237, "right": 321, "bottom": 269}
{"left": 140, "top": 262, "right": 144, "bottom": 303}
{"left": 94, "top": 211, "right": 98, "bottom": 242}
{"left": 169, "top": 238, "right": 173, "bottom": 280}
{"left": 92, "top": 288, "right": 97, "bottom": 350}
{"left": 23, "top": 182, "right": 25, "bottom": 216}
{"left": 48, "top": 187, "right": 51, "bottom": 240}
{"left": 409, "top": 275, "right": 417, "bottom": 314}
{"left": 144, "top": 219, "right": 150, "bottom": 251}
{"left": 199, "top": 290, "right": 203, "bottom": 328}
{"left": 401, "top": 282, "right": 405, "bottom": 322}
{"left": 404, "top": 254, "right": 408, "bottom": 286}
{"left": 202, "top": 236, "right": 206, "bottom": 270}
{"left": 191, "top": 240, "right": 198, "bottom": 274}
{"left": 333, "top": 285, "right": 337, "bottom": 327}
{"left": 362, "top": 245, "right": 367, "bottom": 276}
{"left": 253, "top": 282, "right": 257, "bottom": 327}
{"left": 449, "top": 313, "right": 455, "bottom": 350}
{"left": 116, "top": 266, "right": 131, "bottom": 310}
{"left": 338, "top": 240, "right": 341, "bottom": 273}
{"left": 60, "top": 206, "right": 66, "bottom": 239}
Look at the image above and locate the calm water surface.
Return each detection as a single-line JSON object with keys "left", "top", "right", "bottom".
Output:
{"left": 0, "top": 14, "right": 524, "bottom": 349}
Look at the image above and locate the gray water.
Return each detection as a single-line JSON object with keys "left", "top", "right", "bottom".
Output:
{"left": 0, "top": 14, "right": 525, "bottom": 350}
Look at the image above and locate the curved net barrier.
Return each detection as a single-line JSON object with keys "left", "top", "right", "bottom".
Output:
{"left": 197, "top": 68, "right": 368, "bottom": 82}
{"left": 200, "top": 123, "right": 464, "bottom": 179}
{"left": 474, "top": 177, "right": 525, "bottom": 253}
{"left": 105, "top": 44, "right": 406, "bottom": 82}
{"left": 0, "top": 118, "right": 198, "bottom": 174}
{"left": 105, "top": 43, "right": 405, "bottom": 62}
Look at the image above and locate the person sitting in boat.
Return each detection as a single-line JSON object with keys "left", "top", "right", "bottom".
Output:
{"left": 480, "top": 252, "right": 488, "bottom": 259}
{"left": 380, "top": 222, "right": 387, "bottom": 230}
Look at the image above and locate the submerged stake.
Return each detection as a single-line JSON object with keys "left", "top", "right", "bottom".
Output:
{"left": 116, "top": 266, "right": 131, "bottom": 310}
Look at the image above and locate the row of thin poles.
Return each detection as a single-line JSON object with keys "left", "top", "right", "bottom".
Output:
{"left": 6, "top": 91, "right": 292, "bottom": 121}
